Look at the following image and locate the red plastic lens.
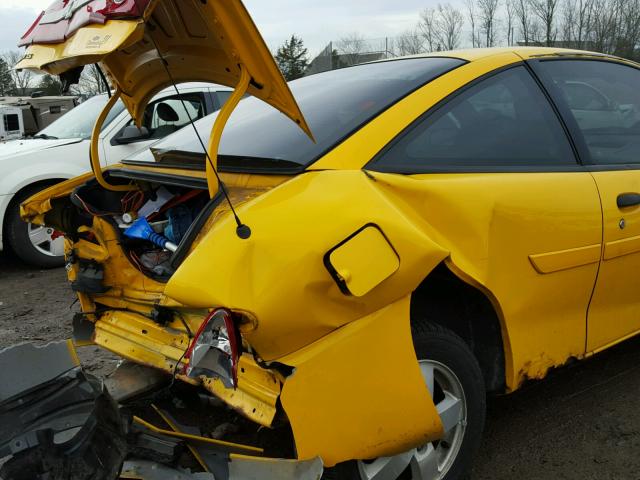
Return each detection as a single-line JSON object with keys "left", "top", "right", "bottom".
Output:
{"left": 183, "top": 309, "right": 240, "bottom": 388}
{"left": 96, "top": 0, "right": 147, "bottom": 19}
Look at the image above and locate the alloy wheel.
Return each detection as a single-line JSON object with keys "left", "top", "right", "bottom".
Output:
{"left": 28, "top": 223, "right": 64, "bottom": 258}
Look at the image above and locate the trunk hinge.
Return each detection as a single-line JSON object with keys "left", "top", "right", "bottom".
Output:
{"left": 205, "top": 63, "right": 251, "bottom": 198}
{"left": 89, "top": 88, "right": 137, "bottom": 192}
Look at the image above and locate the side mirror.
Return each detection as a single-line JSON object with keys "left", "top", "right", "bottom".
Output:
{"left": 114, "top": 125, "right": 150, "bottom": 145}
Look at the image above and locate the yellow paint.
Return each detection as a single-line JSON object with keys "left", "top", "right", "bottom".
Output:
{"left": 311, "top": 52, "right": 523, "bottom": 171}
{"left": 65, "top": 339, "right": 81, "bottom": 366}
{"left": 16, "top": 20, "right": 144, "bottom": 74}
{"left": 205, "top": 64, "right": 250, "bottom": 197}
{"left": 328, "top": 225, "right": 400, "bottom": 297}
{"left": 586, "top": 170, "right": 640, "bottom": 351}
{"left": 202, "top": 354, "right": 281, "bottom": 427}
{"left": 279, "top": 296, "right": 442, "bottom": 467}
{"left": 166, "top": 170, "right": 450, "bottom": 360}
{"left": 17, "top": 0, "right": 310, "bottom": 138}
{"left": 19, "top": 43, "right": 639, "bottom": 466}
{"left": 603, "top": 234, "right": 640, "bottom": 260}
{"left": 529, "top": 243, "right": 602, "bottom": 274}
{"left": 90, "top": 89, "right": 137, "bottom": 192}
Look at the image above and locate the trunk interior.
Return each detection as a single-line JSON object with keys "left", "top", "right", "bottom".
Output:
{"left": 46, "top": 165, "right": 277, "bottom": 285}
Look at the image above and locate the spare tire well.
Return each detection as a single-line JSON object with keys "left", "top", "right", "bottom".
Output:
{"left": 410, "top": 263, "right": 506, "bottom": 394}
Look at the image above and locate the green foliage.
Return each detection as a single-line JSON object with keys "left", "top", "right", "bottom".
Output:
{"left": 37, "top": 74, "right": 63, "bottom": 96}
{"left": 0, "top": 58, "right": 15, "bottom": 96}
{"left": 275, "top": 35, "right": 309, "bottom": 81}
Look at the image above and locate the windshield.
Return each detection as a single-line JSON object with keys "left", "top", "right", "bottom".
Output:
{"left": 38, "top": 95, "right": 126, "bottom": 140}
{"left": 127, "top": 57, "right": 465, "bottom": 169}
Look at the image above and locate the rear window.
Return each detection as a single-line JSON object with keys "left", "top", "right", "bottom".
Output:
{"left": 129, "top": 57, "right": 465, "bottom": 169}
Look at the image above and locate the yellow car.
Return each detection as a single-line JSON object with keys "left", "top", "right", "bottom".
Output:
{"left": 15, "top": 0, "right": 640, "bottom": 479}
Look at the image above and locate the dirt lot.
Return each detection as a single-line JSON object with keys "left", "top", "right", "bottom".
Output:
{"left": 2, "top": 250, "right": 640, "bottom": 479}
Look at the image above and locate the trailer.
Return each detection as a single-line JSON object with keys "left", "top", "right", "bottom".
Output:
{"left": 0, "top": 95, "right": 78, "bottom": 136}
{"left": 0, "top": 105, "right": 24, "bottom": 141}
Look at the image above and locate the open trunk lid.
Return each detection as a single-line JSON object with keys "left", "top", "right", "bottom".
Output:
{"left": 16, "top": 0, "right": 311, "bottom": 137}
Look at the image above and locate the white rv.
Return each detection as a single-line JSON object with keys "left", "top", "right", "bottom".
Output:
{"left": 0, "top": 106, "right": 24, "bottom": 141}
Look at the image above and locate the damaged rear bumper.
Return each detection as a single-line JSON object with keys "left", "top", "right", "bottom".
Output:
{"left": 0, "top": 341, "right": 322, "bottom": 480}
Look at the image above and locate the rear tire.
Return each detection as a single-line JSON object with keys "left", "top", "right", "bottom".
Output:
{"left": 323, "top": 322, "right": 486, "bottom": 480}
{"left": 5, "top": 184, "right": 65, "bottom": 269}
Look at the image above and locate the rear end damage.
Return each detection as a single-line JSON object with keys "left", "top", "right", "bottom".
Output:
{"left": 14, "top": 0, "right": 451, "bottom": 475}
{"left": 23, "top": 168, "right": 287, "bottom": 430}
{"left": 0, "top": 341, "right": 323, "bottom": 480}
{"left": 20, "top": 166, "right": 448, "bottom": 472}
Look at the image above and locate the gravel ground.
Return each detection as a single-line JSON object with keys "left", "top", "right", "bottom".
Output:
{"left": 2, "top": 250, "right": 640, "bottom": 479}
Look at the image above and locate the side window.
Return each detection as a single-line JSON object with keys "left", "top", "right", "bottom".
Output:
{"left": 121, "top": 92, "right": 206, "bottom": 141}
{"left": 215, "top": 91, "right": 232, "bottom": 108}
{"left": 3, "top": 114, "right": 20, "bottom": 132}
{"left": 145, "top": 93, "right": 206, "bottom": 139}
{"left": 369, "top": 66, "right": 575, "bottom": 172}
{"left": 538, "top": 60, "right": 640, "bottom": 165}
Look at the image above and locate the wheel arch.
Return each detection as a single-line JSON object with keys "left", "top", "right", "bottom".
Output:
{"left": 1, "top": 178, "right": 68, "bottom": 249}
{"left": 410, "top": 259, "right": 513, "bottom": 394}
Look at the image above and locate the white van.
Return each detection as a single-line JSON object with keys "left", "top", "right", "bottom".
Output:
{"left": 0, "top": 82, "right": 232, "bottom": 267}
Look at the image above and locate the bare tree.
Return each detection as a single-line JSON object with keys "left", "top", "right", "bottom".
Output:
{"left": 589, "top": 0, "right": 620, "bottom": 53}
{"left": 2, "top": 50, "right": 33, "bottom": 95}
{"left": 478, "top": 0, "right": 501, "bottom": 46}
{"left": 419, "top": 7, "right": 441, "bottom": 51}
{"left": 419, "top": 4, "right": 465, "bottom": 52}
{"left": 505, "top": 0, "right": 516, "bottom": 45}
{"left": 514, "top": 0, "right": 535, "bottom": 44}
{"left": 68, "top": 65, "right": 111, "bottom": 97}
{"left": 337, "top": 33, "right": 368, "bottom": 66}
{"left": 465, "top": 0, "right": 483, "bottom": 47}
{"left": 529, "top": 0, "right": 560, "bottom": 46}
{"left": 393, "top": 29, "right": 425, "bottom": 56}
{"left": 437, "top": 4, "right": 465, "bottom": 50}
{"left": 613, "top": 0, "right": 640, "bottom": 58}
{"left": 561, "top": 0, "right": 594, "bottom": 48}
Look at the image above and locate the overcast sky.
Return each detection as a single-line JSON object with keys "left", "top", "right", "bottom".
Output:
{"left": 0, "top": 0, "right": 452, "bottom": 59}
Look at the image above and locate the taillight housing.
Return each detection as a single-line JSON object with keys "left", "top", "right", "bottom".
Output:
{"left": 96, "top": 0, "right": 149, "bottom": 19}
{"left": 182, "top": 309, "right": 240, "bottom": 389}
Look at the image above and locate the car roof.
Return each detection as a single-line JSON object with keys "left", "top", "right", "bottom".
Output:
{"left": 158, "top": 82, "right": 233, "bottom": 93}
{"left": 396, "top": 46, "right": 622, "bottom": 63}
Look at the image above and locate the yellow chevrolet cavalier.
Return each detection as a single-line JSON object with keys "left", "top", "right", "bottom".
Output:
{"left": 15, "top": 0, "right": 640, "bottom": 479}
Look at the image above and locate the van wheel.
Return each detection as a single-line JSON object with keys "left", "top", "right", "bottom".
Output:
{"left": 6, "top": 185, "right": 65, "bottom": 268}
{"left": 323, "top": 322, "right": 486, "bottom": 480}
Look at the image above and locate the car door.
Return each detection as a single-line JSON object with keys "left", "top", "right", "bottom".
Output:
{"left": 101, "top": 90, "right": 211, "bottom": 165}
{"left": 532, "top": 58, "right": 640, "bottom": 352}
{"left": 366, "top": 64, "right": 603, "bottom": 382}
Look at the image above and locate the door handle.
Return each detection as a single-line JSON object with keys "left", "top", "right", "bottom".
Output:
{"left": 617, "top": 193, "right": 640, "bottom": 209}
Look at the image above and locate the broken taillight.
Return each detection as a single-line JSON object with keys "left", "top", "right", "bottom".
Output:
{"left": 96, "top": 0, "right": 148, "bottom": 19}
{"left": 182, "top": 309, "right": 240, "bottom": 389}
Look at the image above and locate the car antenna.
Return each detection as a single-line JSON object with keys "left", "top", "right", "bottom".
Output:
{"left": 131, "top": 0, "right": 251, "bottom": 240}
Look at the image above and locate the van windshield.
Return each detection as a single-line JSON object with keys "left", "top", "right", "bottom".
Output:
{"left": 39, "top": 95, "right": 126, "bottom": 140}
{"left": 127, "top": 57, "right": 465, "bottom": 170}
